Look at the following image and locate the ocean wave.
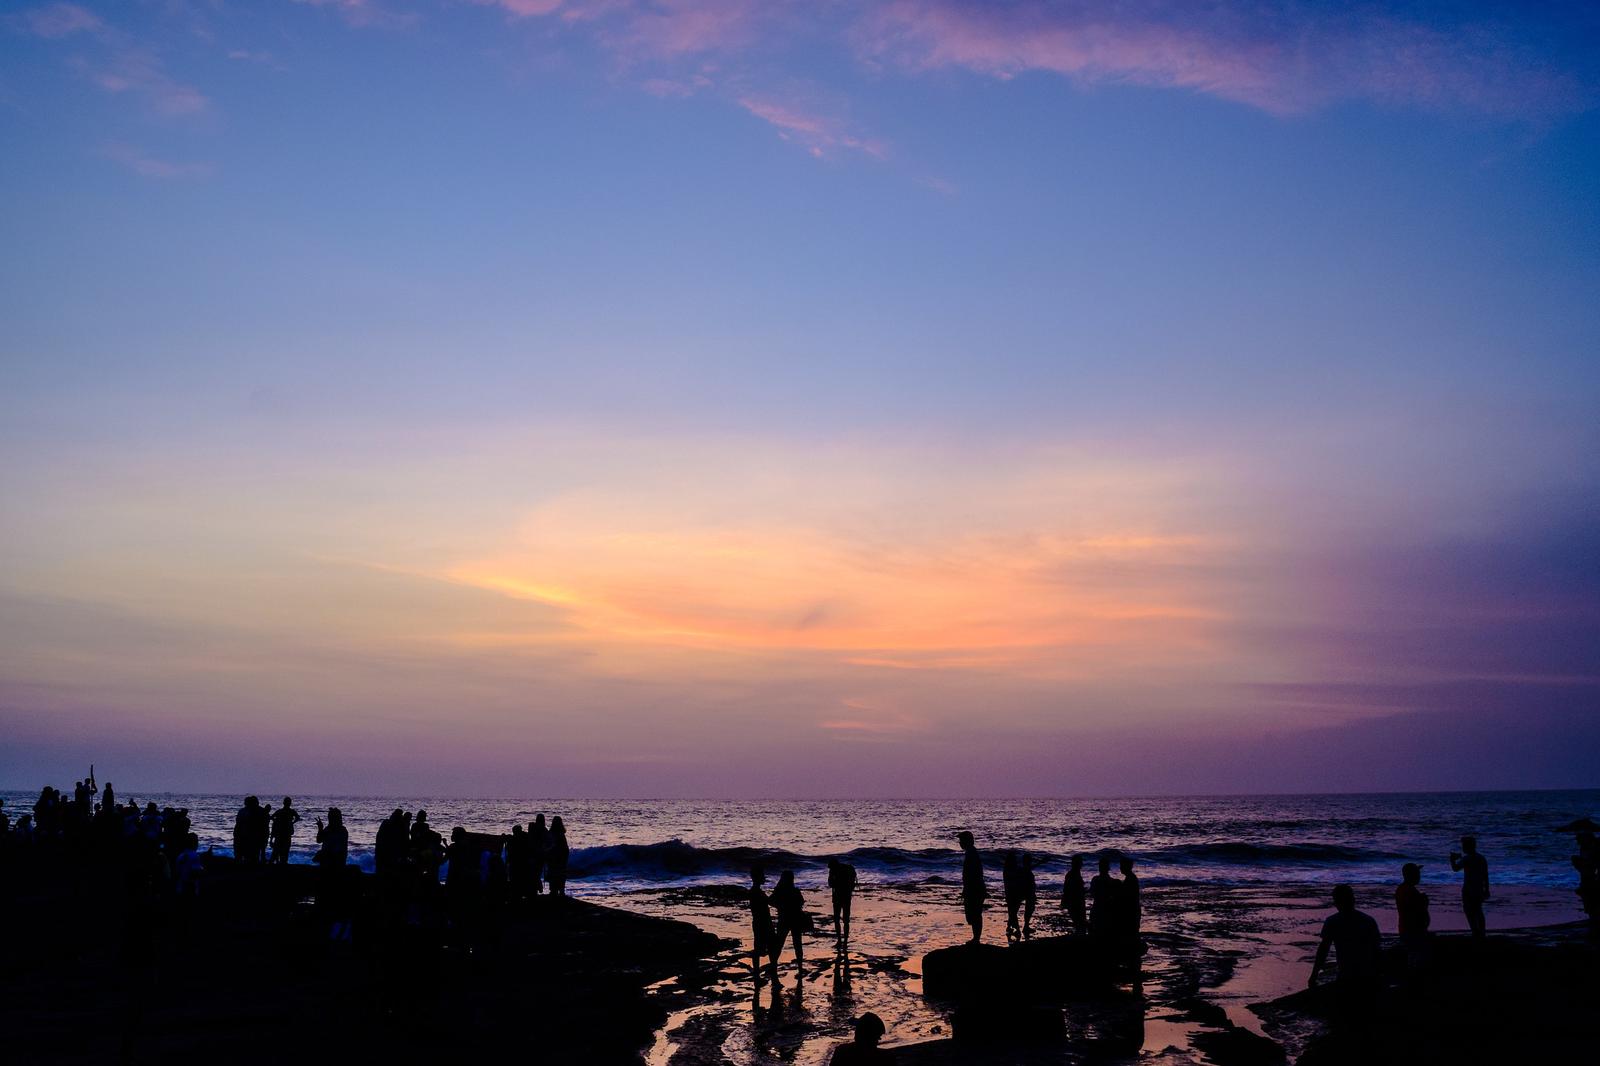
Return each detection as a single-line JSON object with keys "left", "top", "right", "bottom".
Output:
{"left": 569, "top": 840, "right": 813, "bottom": 880}
{"left": 566, "top": 839, "right": 1406, "bottom": 882}
{"left": 1145, "top": 842, "right": 1403, "bottom": 865}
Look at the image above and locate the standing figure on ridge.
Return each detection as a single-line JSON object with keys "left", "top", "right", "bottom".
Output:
{"left": 270, "top": 797, "right": 300, "bottom": 865}
{"left": 546, "top": 816, "right": 569, "bottom": 896}
{"left": 529, "top": 814, "right": 549, "bottom": 895}
{"left": 314, "top": 807, "right": 348, "bottom": 871}
{"left": 958, "top": 831, "right": 987, "bottom": 944}
{"left": 1002, "top": 851, "right": 1025, "bottom": 942}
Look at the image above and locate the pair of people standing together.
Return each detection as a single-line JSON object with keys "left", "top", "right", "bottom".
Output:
{"left": 747, "top": 858, "right": 859, "bottom": 980}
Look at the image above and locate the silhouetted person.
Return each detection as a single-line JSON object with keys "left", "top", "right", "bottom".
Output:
{"left": 1573, "top": 854, "right": 1598, "bottom": 933}
{"left": 175, "top": 832, "right": 204, "bottom": 938}
{"left": 101, "top": 780, "right": 114, "bottom": 812}
{"left": 828, "top": 857, "right": 857, "bottom": 942}
{"left": 749, "top": 864, "right": 778, "bottom": 980}
{"left": 1089, "top": 853, "right": 1118, "bottom": 941}
{"left": 1003, "top": 851, "right": 1025, "bottom": 942}
{"left": 528, "top": 813, "right": 549, "bottom": 894}
{"left": 412, "top": 809, "right": 443, "bottom": 881}
{"left": 958, "top": 831, "right": 986, "bottom": 944}
{"left": 772, "top": 869, "right": 807, "bottom": 970}
{"left": 445, "top": 826, "right": 481, "bottom": 932}
{"left": 1021, "top": 853, "right": 1040, "bottom": 940}
{"left": 1449, "top": 835, "right": 1489, "bottom": 938}
{"left": 234, "top": 796, "right": 259, "bottom": 864}
{"left": 270, "top": 797, "right": 299, "bottom": 865}
{"left": 507, "top": 824, "right": 532, "bottom": 900}
{"left": 1309, "top": 884, "right": 1381, "bottom": 1021}
{"left": 1118, "top": 854, "right": 1141, "bottom": 961}
{"left": 546, "top": 816, "right": 569, "bottom": 895}
{"left": 1061, "top": 854, "right": 1087, "bottom": 934}
{"left": 829, "top": 1011, "right": 888, "bottom": 1064}
{"left": 375, "top": 808, "right": 407, "bottom": 876}
{"left": 314, "top": 808, "right": 348, "bottom": 870}
{"left": 1395, "top": 861, "right": 1431, "bottom": 973}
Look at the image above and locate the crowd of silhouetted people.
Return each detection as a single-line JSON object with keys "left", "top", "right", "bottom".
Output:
{"left": 956, "top": 831, "right": 1144, "bottom": 962}
{"left": 4, "top": 773, "right": 1597, "bottom": 1062}
{"left": 0, "top": 771, "right": 583, "bottom": 962}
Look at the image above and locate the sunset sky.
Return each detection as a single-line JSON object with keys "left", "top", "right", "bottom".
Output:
{"left": 2, "top": 1, "right": 1597, "bottom": 795}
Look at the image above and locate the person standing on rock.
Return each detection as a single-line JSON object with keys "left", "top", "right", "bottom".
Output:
{"left": 1002, "top": 851, "right": 1025, "bottom": 942}
{"left": 958, "top": 831, "right": 987, "bottom": 944}
{"left": 269, "top": 797, "right": 299, "bottom": 865}
{"left": 528, "top": 813, "right": 549, "bottom": 894}
{"left": 546, "top": 816, "right": 569, "bottom": 896}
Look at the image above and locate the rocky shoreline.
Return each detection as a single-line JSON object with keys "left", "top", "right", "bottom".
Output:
{"left": 3, "top": 854, "right": 728, "bottom": 1064}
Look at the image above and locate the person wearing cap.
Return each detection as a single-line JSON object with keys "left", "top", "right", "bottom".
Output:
{"left": 1395, "top": 861, "right": 1431, "bottom": 975}
{"left": 1449, "top": 835, "right": 1490, "bottom": 938}
{"left": 828, "top": 1012, "right": 888, "bottom": 1064}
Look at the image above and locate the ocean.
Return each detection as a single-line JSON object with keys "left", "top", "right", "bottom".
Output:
{"left": 8, "top": 788, "right": 1595, "bottom": 1062}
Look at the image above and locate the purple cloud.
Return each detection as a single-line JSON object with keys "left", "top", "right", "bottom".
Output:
{"left": 14, "top": 3, "right": 102, "bottom": 39}
{"left": 857, "top": 0, "right": 1592, "bottom": 119}
{"left": 737, "top": 95, "right": 888, "bottom": 159}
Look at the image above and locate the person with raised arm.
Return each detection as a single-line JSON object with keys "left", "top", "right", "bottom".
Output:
{"left": 1449, "top": 835, "right": 1490, "bottom": 939}
{"left": 270, "top": 797, "right": 300, "bottom": 865}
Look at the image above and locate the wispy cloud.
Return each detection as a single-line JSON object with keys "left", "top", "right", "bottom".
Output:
{"left": 19, "top": 4, "right": 212, "bottom": 117}
{"left": 737, "top": 95, "right": 887, "bottom": 159}
{"left": 480, "top": 0, "right": 765, "bottom": 59}
{"left": 857, "top": 0, "right": 1592, "bottom": 120}
{"left": 14, "top": 2, "right": 102, "bottom": 39}
{"left": 82, "top": 48, "right": 209, "bottom": 116}
{"left": 100, "top": 142, "right": 213, "bottom": 179}
{"left": 289, "top": 0, "right": 416, "bottom": 31}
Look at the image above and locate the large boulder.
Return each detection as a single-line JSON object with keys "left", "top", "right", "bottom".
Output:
{"left": 922, "top": 936, "right": 1118, "bottom": 1003}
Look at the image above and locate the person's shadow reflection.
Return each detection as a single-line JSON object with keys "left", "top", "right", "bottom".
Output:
{"left": 832, "top": 941, "right": 853, "bottom": 1000}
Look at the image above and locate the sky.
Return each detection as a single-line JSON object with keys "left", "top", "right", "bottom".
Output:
{"left": 1, "top": 1, "right": 1598, "bottom": 797}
